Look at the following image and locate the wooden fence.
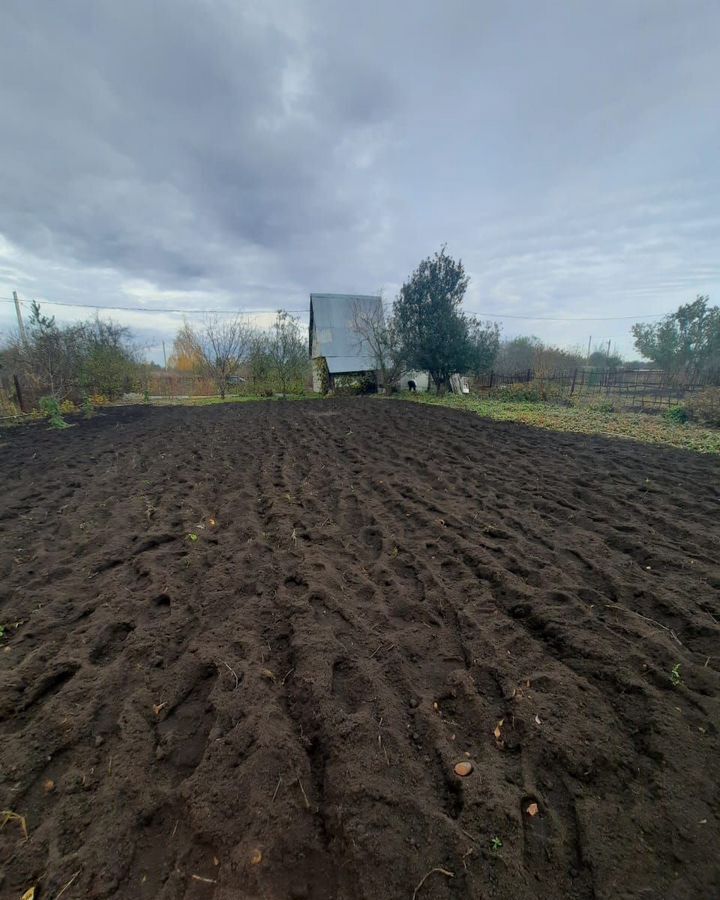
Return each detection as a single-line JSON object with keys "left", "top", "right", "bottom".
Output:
{"left": 144, "top": 372, "right": 221, "bottom": 398}
{"left": 0, "top": 370, "right": 251, "bottom": 416}
{"left": 3, "top": 366, "right": 719, "bottom": 418}
{"left": 475, "top": 367, "right": 720, "bottom": 409}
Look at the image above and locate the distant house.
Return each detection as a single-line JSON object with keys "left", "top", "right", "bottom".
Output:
{"left": 309, "top": 293, "right": 382, "bottom": 392}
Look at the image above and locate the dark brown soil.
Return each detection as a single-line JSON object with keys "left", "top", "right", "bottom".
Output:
{"left": 1, "top": 399, "right": 719, "bottom": 900}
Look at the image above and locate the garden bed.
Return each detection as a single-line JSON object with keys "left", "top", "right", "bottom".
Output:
{"left": 1, "top": 399, "right": 719, "bottom": 899}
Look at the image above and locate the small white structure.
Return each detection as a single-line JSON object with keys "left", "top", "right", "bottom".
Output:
{"left": 397, "top": 371, "right": 469, "bottom": 393}
{"left": 398, "top": 370, "right": 430, "bottom": 392}
{"left": 450, "top": 374, "right": 470, "bottom": 394}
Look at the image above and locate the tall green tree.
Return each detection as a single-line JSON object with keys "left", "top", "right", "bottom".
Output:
{"left": 467, "top": 318, "right": 500, "bottom": 376}
{"left": 394, "top": 247, "right": 479, "bottom": 393}
{"left": 247, "top": 331, "right": 273, "bottom": 389}
{"left": 632, "top": 296, "right": 719, "bottom": 374}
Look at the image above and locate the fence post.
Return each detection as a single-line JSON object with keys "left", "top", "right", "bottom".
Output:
{"left": 570, "top": 368, "right": 577, "bottom": 395}
{"left": 527, "top": 369, "right": 532, "bottom": 383}
{"left": 489, "top": 370, "right": 494, "bottom": 389}
{"left": 13, "top": 374, "right": 27, "bottom": 413}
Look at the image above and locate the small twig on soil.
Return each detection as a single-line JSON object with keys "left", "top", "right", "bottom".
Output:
{"left": 171, "top": 820, "right": 179, "bottom": 838}
{"left": 376, "top": 717, "right": 391, "bottom": 767}
{"left": 412, "top": 866, "right": 454, "bottom": 900}
{"left": 369, "top": 642, "right": 397, "bottom": 659}
{"left": 296, "top": 776, "right": 310, "bottom": 809}
{"left": 54, "top": 870, "right": 81, "bottom": 900}
{"left": 605, "top": 604, "right": 684, "bottom": 647}
{"left": 272, "top": 776, "right": 283, "bottom": 802}
{"left": 191, "top": 874, "right": 218, "bottom": 884}
{"left": 460, "top": 827, "right": 479, "bottom": 843}
{"left": 221, "top": 660, "right": 240, "bottom": 690}
{"left": 281, "top": 667, "right": 295, "bottom": 685}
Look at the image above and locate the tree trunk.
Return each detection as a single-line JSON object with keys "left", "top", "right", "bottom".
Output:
{"left": 13, "top": 374, "right": 27, "bottom": 413}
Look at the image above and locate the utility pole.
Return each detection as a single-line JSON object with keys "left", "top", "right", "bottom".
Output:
{"left": 586, "top": 335, "right": 592, "bottom": 360}
{"left": 162, "top": 340, "right": 167, "bottom": 369}
{"left": 607, "top": 339, "right": 612, "bottom": 364}
{"left": 13, "top": 291, "right": 27, "bottom": 344}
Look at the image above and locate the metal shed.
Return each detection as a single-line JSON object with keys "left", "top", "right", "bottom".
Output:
{"left": 309, "top": 293, "right": 383, "bottom": 392}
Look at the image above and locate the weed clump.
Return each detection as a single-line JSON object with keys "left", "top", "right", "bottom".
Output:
{"left": 664, "top": 405, "right": 688, "bottom": 424}
{"left": 39, "top": 396, "right": 70, "bottom": 429}
{"left": 493, "top": 379, "right": 569, "bottom": 404}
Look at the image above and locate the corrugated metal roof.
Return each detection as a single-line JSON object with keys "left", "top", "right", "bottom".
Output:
{"left": 309, "top": 293, "right": 383, "bottom": 371}
{"left": 326, "top": 355, "right": 375, "bottom": 374}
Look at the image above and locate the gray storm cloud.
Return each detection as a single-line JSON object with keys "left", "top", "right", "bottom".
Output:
{"left": 1, "top": 0, "right": 718, "bottom": 357}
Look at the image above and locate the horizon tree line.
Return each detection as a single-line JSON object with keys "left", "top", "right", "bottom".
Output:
{"left": 1, "top": 257, "right": 717, "bottom": 405}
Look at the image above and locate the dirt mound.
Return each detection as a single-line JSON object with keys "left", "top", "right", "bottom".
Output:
{"left": 1, "top": 399, "right": 719, "bottom": 899}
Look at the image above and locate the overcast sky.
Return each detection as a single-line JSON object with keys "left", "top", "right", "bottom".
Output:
{"left": 1, "top": 0, "right": 718, "bottom": 361}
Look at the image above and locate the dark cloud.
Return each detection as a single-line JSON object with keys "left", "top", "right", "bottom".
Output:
{"left": 1, "top": 0, "right": 718, "bottom": 357}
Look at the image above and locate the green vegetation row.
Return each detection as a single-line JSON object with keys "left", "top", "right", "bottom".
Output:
{"left": 400, "top": 392, "right": 720, "bottom": 455}
{"left": 17, "top": 384, "right": 720, "bottom": 456}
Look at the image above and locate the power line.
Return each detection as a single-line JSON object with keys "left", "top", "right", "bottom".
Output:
{"left": 0, "top": 295, "right": 665, "bottom": 322}
{"left": 0, "top": 296, "right": 307, "bottom": 315}
{"left": 465, "top": 310, "right": 663, "bottom": 322}
{"left": 384, "top": 298, "right": 664, "bottom": 322}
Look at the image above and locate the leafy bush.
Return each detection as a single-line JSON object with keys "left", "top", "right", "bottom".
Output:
{"left": 39, "top": 396, "right": 70, "bottom": 428}
{"left": 4, "top": 302, "right": 140, "bottom": 406}
{"left": 495, "top": 336, "right": 591, "bottom": 374}
{"left": 314, "top": 357, "right": 330, "bottom": 395}
{"left": 0, "top": 387, "right": 19, "bottom": 417}
{"left": 493, "top": 379, "right": 569, "bottom": 404}
{"left": 685, "top": 388, "right": 720, "bottom": 426}
{"left": 664, "top": 404, "right": 688, "bottom": 424}
{"left": 333, "top": 372, "right": 376, "bottom": 396}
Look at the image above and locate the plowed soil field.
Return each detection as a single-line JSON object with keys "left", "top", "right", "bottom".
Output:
{"left": 1, "top": 399, "right": 719, "bottom": 900}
